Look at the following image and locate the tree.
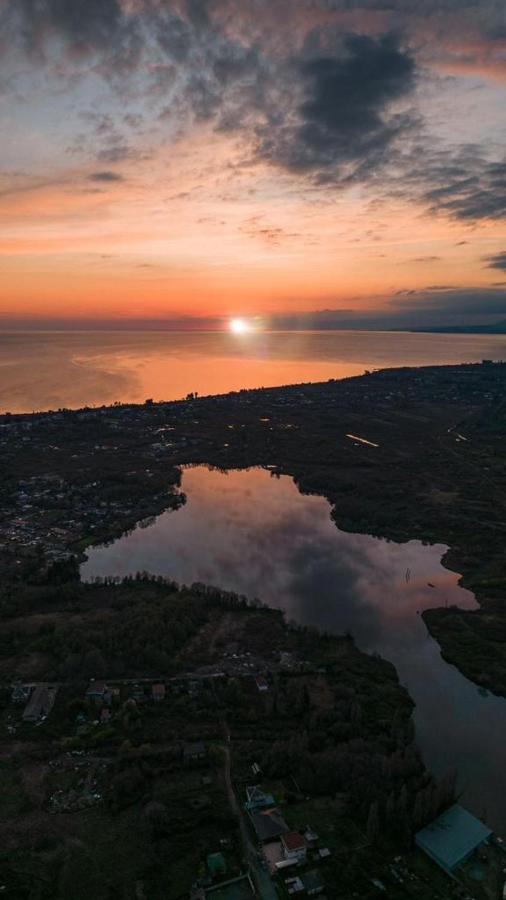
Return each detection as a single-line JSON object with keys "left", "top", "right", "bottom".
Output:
{"left": 142, "top": 801, "right": 169, "bottom": 838}
{"left": 366, "top": 800, "right": 380, "bottom": 843}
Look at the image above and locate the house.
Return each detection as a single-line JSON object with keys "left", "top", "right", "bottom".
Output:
{"left": 245, "top": 785, "right": 276, "bottom": 813}
{"left": 22, "top": 683, "right": 58, "bottom": 722}
{"left": 11, "top": 683, "right": 32, "bottom": 704}
{"left": 131, "top": 686, "right": 148, "bottom": 704}
{"left": 415, "top": 804, "right": 492, "bottom": 875}
{"left": 183, "top": 741, "right": 207, "bottom": 764}
{"left": 301, "top": 870, "right": 325, "bottom": 896}
{"left": 255, "top": 676, "right": 269, "bottom": 692}
{"left": 85, "top": 681, "right": 108, "bottom": 704}
{"left": 152, "top": 683, "right": 166, "bottom": 702}
{"left": 281, "top": 831, "right": 307, "bottom": 863}
{"left": 285, "top": 877, "right": 304, "bottom": 896}
{"left": 304, "top": 826, "right": 319, "bottom": 846}
{"left": 206, "top": 852, "right": 226, "bottom": 877}
{"left": 250, "top": 807, "right": 289, "bottom": 843}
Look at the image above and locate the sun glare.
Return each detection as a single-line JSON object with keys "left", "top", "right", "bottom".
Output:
{"left": 229, "top": 317, "right": 250, "bottom": 334}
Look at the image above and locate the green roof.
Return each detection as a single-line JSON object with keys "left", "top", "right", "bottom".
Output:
{"left": 207, "top": 852, "right": 227, "bottom": 876}
{"left": 415, "top": 804, "right": 492, "bottom": 872}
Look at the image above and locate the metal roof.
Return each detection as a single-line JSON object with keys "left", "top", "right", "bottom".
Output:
{"left": 415, "top": 804, "right": 492, "bottom": 872}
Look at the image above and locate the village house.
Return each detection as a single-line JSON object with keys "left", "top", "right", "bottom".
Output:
{"left": 245, "top": 785, "right": 275, "bottom": 813}
{"left": 22, "top": 683, "right": 58, "bottom": 722}
{"left": 281, "top": 831, "right": 308, "bottom": 863}
{"left": 85, "top": 681, "right": 109, "bottom": 705}
{"left": 250, "top": 807, "right": 289, "bottom": 843}
{"left": 183, "top": 741, "right": 207, "bottom": 764}
{"left": 152, "top": 683, "right": 166, "bottom": 702}
{"left": 11, "top": 683, "right": 32, "bottom": 704}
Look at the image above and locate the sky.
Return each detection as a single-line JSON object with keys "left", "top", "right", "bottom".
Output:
{"left": 0, "top": 0, "right": 505, "bottom": 330}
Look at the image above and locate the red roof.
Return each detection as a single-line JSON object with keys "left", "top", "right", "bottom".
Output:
{"left": 282, "top": 832, "right": 307, "bottom": 851}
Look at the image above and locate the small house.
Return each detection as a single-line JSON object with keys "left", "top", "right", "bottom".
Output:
{"left": 207, "top": 852, "right": 226, "bottom": 877}
{"left": 183, "top": 741, "right": 207, "bottom": 764}
{"left": 250, "top": 807, "right": 289, "bottom": 843}
{"left": 11, "top": 683, "right": 32, "bottom": 704}
{"left": 281, "top": 831, "right": 307, "bottom": 863}
{"left": 301, "top": 870, "right": 325, "bottom": 896}
{"left": 23, "top": 683, "right": 58, "bottom": 722}
{"left": 245, "top": 785, "right": 275, "bottom": 813}
{"left": 85, "top": 681, "right": 108, "bottom": 705}
{"left": 152, "top": 683, "right": 166, "bottom": 702}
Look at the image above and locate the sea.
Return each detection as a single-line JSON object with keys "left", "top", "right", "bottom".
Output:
{"left": 1, "top": 329, "right": 506, "bottom": 414}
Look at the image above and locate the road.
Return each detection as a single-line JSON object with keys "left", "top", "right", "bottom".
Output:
{"left": 223, "top": 728, "right": 278, "bottom": 900}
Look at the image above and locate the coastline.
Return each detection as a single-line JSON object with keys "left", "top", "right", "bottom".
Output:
{"left": 1, "top": 361, "right": 506, "bottom": 700}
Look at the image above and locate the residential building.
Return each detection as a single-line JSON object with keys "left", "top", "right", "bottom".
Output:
{"left": 22, "top": 683, "right": 58, "bottom": 721}
{"left": 281, "top": 831, "right": 308, "bottom": 863}
{"left": 415, "top": 804, "right": 492, "bottom": 875}
{"left": 152, "top": 682, "right": 166, "bottom": 702}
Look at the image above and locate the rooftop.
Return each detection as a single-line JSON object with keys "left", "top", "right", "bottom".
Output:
{"left": 251, "top": 807, "right": 289, "bottom": 842}
{"left": 415, "top": 804, "right": 492, "bottom": 872}
{"left": 282, "top": 832, "right": 307, "bottom": 852}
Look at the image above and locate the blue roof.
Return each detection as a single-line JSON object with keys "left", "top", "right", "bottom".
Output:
{"left": 415, "top": 804, "right": 492, "bottom": 872}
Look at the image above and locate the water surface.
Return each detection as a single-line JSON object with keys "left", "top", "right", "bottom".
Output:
{"left": 82, "top": 466, "right": 506, "bottom": 834}
{"left": 3, "top": 329, "right": 506, "bottom": 413}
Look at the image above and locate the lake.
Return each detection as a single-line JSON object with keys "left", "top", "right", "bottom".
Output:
{"left": 82, "top": 465, "right": 506, "bottom": 835}
{"left": 2, "top": 329, "right": 506, "bottom": 413}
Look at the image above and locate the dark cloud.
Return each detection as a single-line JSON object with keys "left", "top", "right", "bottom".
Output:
{"left": 1, "top": 0, "right": 504, "bottom": 223}
{"left": 421, "top": 154, "right": 506, "bottom": 222}
{"left": 411, "top": 256, "right": 441, "bottom": 263}
{"left": 483, "top": 251, "right": 506, "bottom": 272}
{"left": 256, "top": 33, "right": 416, "bottom": 181}
{"left": 87, "top": 171, "right": 124, "bottom": 182}
{"left": 4, "top": 0, "right": 133, "bottom": 58}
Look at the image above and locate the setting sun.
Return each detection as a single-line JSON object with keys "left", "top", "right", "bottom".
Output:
{"left": 229, "top": 318, "right": 250, "bottom": 335}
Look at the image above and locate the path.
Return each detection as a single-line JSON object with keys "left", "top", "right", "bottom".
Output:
{"left": 223, "top": 726, "right": 278, "bottom": 900}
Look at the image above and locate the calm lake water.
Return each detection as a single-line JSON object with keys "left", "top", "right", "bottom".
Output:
{"left": 82, "top": 466, "right": 506, "bottom": 835}
{"left": 2, "top": 329, "right": 506, "bottom": 413}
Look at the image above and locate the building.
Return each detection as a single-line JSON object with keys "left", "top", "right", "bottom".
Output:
{"left": 250, "top": 807, "right": 289, "bottom": 843}
{"left": 22, "top": 683, "right": 58, "bottom": 721}
{"left": 11, "top": 683, "right": 32, "bottom": 704}
{"left": 207, "top": 852, "right": 227, "bottom": 877}
{"left": 85, "top": 681, "right": 108, "bottom": 704}
{"left": 281, "top": 831, "right": 308, "bottom": 863}
{"left": 415, "top": 804, "right": 492, "bottom": 875}
{"left": 245, "top": 785, "right": 275, "bottom": 813}
{"left": 152, "top": 682, "right": 166, "bottom": 702}
{"left": 183, "top": 741, "right": 207, "bottom": 764}
{"left": 301, "top": 870, "right": 325, "bottom": 896}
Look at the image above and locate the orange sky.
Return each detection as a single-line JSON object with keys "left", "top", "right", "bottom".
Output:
{"left": 1, "top": 0, "right": 505, "bottom": 328}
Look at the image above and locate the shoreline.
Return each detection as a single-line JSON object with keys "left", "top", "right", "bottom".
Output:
{"left": 1, "top": 361, "right": 506, "bottom": 700}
